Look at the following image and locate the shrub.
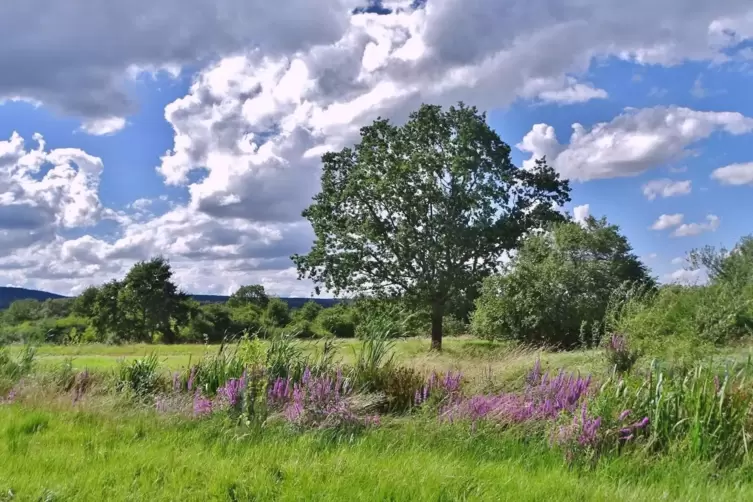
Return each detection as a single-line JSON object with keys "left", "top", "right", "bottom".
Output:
{"left": 442, "top": 315, "right": 467, "bottom": 337}
{"left": 316, "top": 306, "right": 356, "bottom": 338}
{"left": 265, "top": 298, "right": 291, "bottom": 327}
{"left": 608, "top": 284, "right": 753, "bottom": 361}
{"left": 370, "top": 365, "right": 424, "bottom": 412}
{"left": 116, "top": 353, "right": 162, "bottom": 397}
{"left": 603, "top": 333, "right": 639, "bottom": 374}
{"left": 294, "top": 301, "right": 323, "bottom": 323}
{"left": 471, "top": 218, "right": 654, "bottom": 348}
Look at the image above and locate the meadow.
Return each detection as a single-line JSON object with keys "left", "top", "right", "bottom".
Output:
{"left": 4, "top": 336, "right": 753, "bottom": 501}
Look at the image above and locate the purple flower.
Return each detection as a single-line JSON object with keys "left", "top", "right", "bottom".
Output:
{"left": 193, "top": 392, "right": 213, "bottom": 417}
{"left": 618, "top": 409, "right": 631, "bottom": 421}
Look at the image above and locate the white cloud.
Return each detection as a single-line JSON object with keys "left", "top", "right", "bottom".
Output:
{"left": 651, "top": 213, "right": 684, "bottom": 230}
{"left": 642, "top": 178, "right": 692, "bottom": 200}
{"left": 573, "top": 204, "right": 591, "bottom": 225}
{"left": 2, "top": 0, "right": 752, "bottom": 130}
{"left": 79, "top": 117, "right": 127, "bottom": 136}
{"left": 0, "top": 132, "right": 103, "bottom": 235}
{"left": 3, "top": 1, "right": 753, "bottom": 295}
{"left": 711, "top": 162, "right": 753, "bottom": 185}
{"left": 518, "top": 106, "right": 753, "bottom": 181}
{"left": 671, "top": 256, "right": 686, "bottom": 265}
{"left": 663, "top": 268, "right": 706, "bottom": 285}
{"left": 537, "top": 82, "right": 608, "bottom": 105}
{"left": 672, "top": 214, "right": 720, "bottom": 237}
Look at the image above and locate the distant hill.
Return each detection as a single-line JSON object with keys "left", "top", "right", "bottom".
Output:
{"left": 0, "top": 286, "right": 339, "bottom": 311}
{"left": 0, "top": 287, "right": 66, "bottom": 309}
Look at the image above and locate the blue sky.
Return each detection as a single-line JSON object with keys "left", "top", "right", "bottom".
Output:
{"left": 1, "top": 0, "right": 752, "bottom": 295}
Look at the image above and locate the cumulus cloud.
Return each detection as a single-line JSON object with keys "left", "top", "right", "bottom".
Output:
{"left": 650, "top": 213, "right": 684, "bottom": 230}
{"left": 79, "top": 117, "right": 128, "bottom": 136}
{"left": 642, "top": 178, "right": 692, "bottom": 200}
{"left": 0, "top": 0, "right": 354, "bottom": 128}
{"left": 3, "top": 1, "right": 753, "bottom": 294}
{"left": 671, "top": 256, "right": 686, "bottom": 265}
{"left": 663, "top": 268, "right": 706, "bottom": 285}
{"left": 537, "top": 82, "right": 608, "bottom": 105}
{"left": 711, "top": 162, "right": 753, "bottom": 185}
{"left": 573, "top": 204, "right": 591, "bottom": 225}
{"left": 0, "top": 132, "right": 103, "bottom": 240}
{"left": 672, "top": 214, "right": 720, "bottom": 237}
{"left": 2, "top": 0, "right": 752, "bottom": 131}
{"left": 518, "top": 106, "right": 753, "bottom": 181}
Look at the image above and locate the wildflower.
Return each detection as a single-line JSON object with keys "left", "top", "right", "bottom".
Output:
{"left": 193, "top": 392, "right": 212, "bottom": 417}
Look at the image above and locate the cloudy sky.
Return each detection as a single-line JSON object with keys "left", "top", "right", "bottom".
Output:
{"left": 1, "top": 0, "right": 752, "bottom": 296}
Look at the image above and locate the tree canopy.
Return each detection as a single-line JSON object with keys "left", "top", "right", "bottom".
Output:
{"left": 471, "top": 216, "right": 655, "bottom": 347}
{"left": 293, "top": 102, "right": 570, "bottom": 349}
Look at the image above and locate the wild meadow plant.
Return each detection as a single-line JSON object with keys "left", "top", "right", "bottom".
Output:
{"left": 441, "top": 362, "right": 591, "bottom": 425}
{"left": 414, "top": 370, "right": 463, "bottom": 407}
{"left": 604, "top": 333, "right": 639, "bottom": 374}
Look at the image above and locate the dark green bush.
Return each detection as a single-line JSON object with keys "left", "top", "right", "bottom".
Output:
{"left": 317, "top": 306, "right": 356, "bottom": 338}
{"left": 471, "top": 217, "right": 654, "bottom": 348}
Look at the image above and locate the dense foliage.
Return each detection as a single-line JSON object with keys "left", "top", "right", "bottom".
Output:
{"left": 471, "top": 217, "right": 654, "bottom": 347}
{"left": 294, "top": 102, "right": 570, "bottom": 349}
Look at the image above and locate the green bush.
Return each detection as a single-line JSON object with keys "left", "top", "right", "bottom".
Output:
{"left": 264, "top": 298, "right": 291, "bottom": 328}
{"left": 607, "top": 283, "right": 753, "bottom": 361}
{"left": 293, "top": 301, "right": 323, "bottom": 323}
{"left": 370, "top": 365, "right": 424, "bottom": 412}
{"left": 471, "top": 217, "right": 654, "bottom": 348}
{"left": 317, "top": 306, "right": 357, "bottom": 338}
{"left": 116, "top": 353, "right": 163, "bottom": 397}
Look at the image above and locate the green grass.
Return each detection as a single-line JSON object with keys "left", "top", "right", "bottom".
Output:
{"left": 2, "top": 405, "right": 753, "bottom": 501}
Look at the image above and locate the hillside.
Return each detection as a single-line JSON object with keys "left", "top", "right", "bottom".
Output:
{"left": 0, "top": 287, "right": 65, "bottom": 309}
{"left": 0, "top": 287, "right": 338, "bottom": 310}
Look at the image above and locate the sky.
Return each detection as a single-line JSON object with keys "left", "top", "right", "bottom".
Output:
{"left": 1, "top": 0, "right": 752, "bottom": 297}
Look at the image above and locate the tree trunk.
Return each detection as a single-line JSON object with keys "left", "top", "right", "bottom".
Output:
{"left": 430, "top": 302, "right": 444, "bottom": 351}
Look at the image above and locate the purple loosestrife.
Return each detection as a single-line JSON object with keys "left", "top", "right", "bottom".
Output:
{"left": 193, "top": 392, "right": 213, "bottom": 417}
{"left": 270, "top": 366, "right": 372, "bottom": 430}
{"left": 442, "top": 366, "right": 591, "bottom": 425}
{"left": 415, "top": 371, "right": 463, "bottom": 406}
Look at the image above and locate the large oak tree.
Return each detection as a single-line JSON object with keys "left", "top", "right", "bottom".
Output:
{"left": 293, "top": 103, "right": 570, "bottom": 350}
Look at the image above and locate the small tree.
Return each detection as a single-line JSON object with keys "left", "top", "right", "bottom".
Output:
{"left": 294, "top": 300, "right": 323, "bottom": 322}
{"left": 471, "top": 217, "right": 655, "bottom": 347}
{"left": 265, "top": 298, "right": 291, "bottom": 328}
{"left": 91, "top": 280, "right": 124, "bottom": 340}
{"left": 72, "top": 286, "right": 100, "bottom": 317}
{"left": 227, "top": 284, "right": 270, "bottom": 309}
{"left": 293, "top": 103, "right": 570, "bottom": 349}
{"left": 118, "top": 257, "right": 189, "bottom": 343}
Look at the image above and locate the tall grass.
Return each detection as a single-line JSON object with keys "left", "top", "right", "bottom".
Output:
{"left": 593, "top": 360, "right": 753, "bottom": 466}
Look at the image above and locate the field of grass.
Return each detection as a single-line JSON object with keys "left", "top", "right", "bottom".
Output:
{"left": 5, "top": 339, "right": 753, "bottom": 501}
{"left": 12, "top": 337, "right": 601, "bottom": 377}
{"left": 3, "top": 405, "right": 753, "bottom": 501}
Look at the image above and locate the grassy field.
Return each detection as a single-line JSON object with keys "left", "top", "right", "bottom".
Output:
{"left": 5, "top": 339, "right": 753, "bottom": 501}
{"left": 2, "top": 405, "right": 753, "bottom": 501}
{"left": 12, "top": 337, "right": 603, "bottom": 377}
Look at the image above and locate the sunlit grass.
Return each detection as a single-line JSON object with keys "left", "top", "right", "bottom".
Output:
{"left": 2, "top": 405, "right": 752, "bottom": 501}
